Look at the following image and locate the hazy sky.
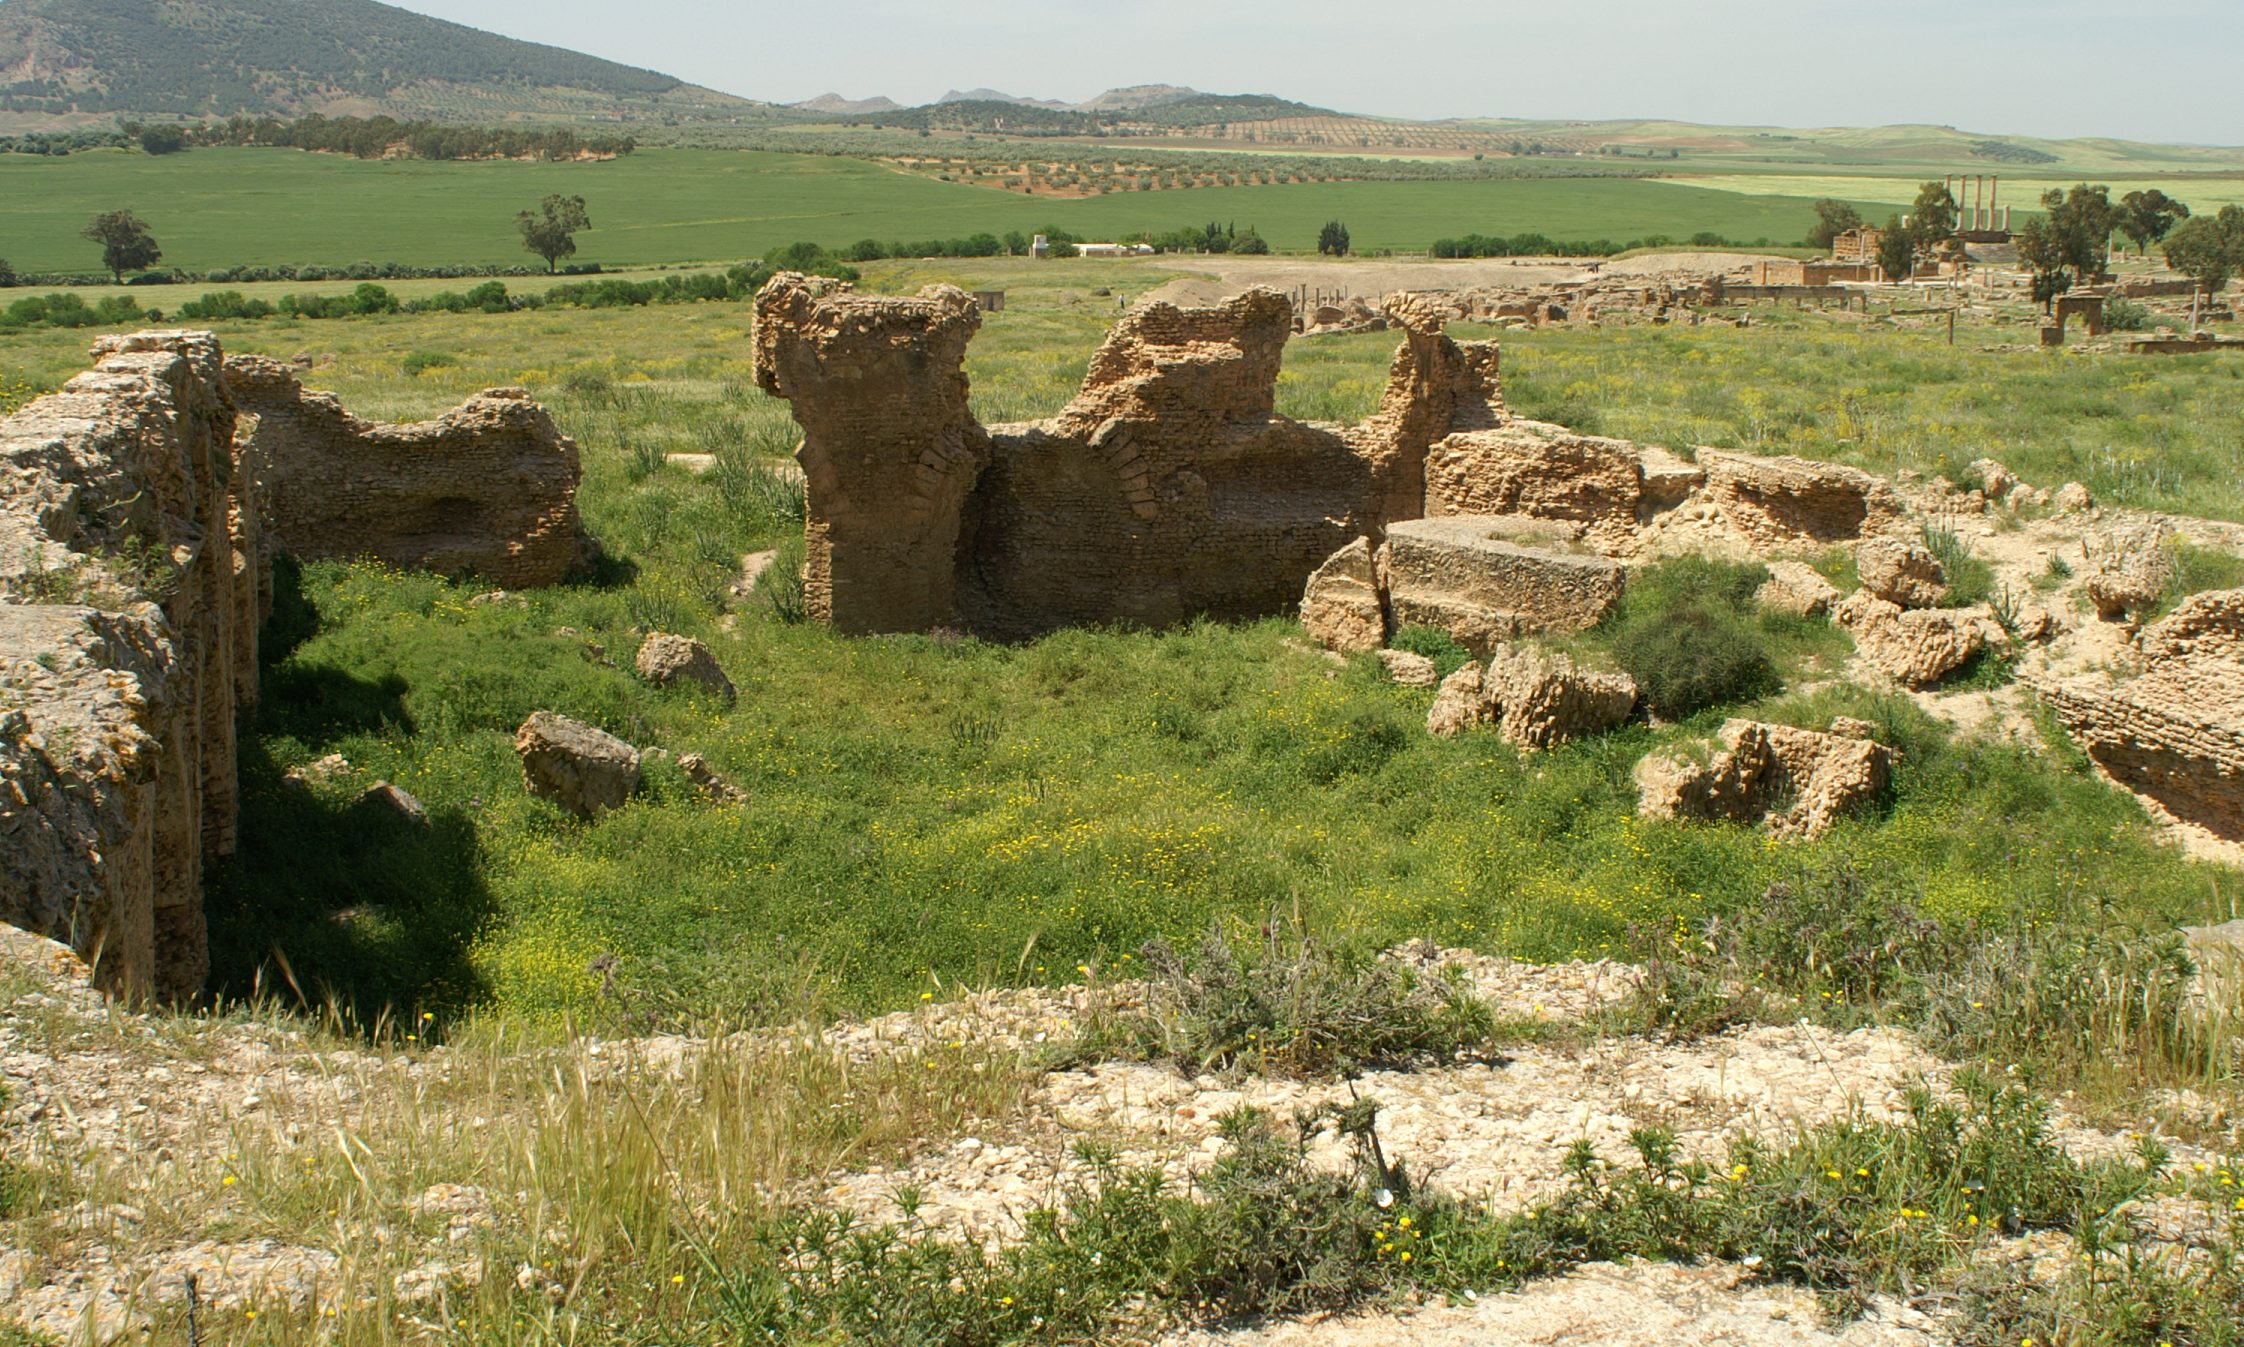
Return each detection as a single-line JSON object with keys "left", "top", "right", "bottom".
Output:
{"left": 392, "top": 0, "right": 2242, "bottom": 145}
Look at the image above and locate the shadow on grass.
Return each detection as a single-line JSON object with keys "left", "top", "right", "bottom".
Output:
{"left": 255, "top": 555, "right": 416, "bottom": 745}
{"left": 203, "top": 733, "right": 492, "bottom": 1024}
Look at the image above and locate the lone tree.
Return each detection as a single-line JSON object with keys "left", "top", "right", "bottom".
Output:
{"left": 2041, "top": 184, "right": 2117, "bottom": 282}
{"left": 2015, "top": 216, "right": 2072, "bottom": 310}
{"left": 517, "top": 194, "right": 591, "bottom": 273}
{"left": 2118, "top": 188, "right": 2189, "bottom": 255}
{"left": 1876, "top": 215, "right": 1915, "bottom": 283}
{"left": 82, "top": 210, "right": 161, "bottom": 284}
{"left": 2162, "top": 205, "right": 2244, "bottom": 327}
{"left": 1317, "top": 219, "right": 1350, "bottom": 257}
{"left": 1806, "top": 198, "right": 1862, "bottom": 250}
{"left": 137, "top": 124, "right": 186, "bottom": 155}
{"left": 1908, "top": 180, "right": 1959, "bottom": 247}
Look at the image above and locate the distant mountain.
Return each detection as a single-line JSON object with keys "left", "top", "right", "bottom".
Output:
{"left": 856, "top": 90, "right": 1325, "bottom": 134}
{"left": 1077, "top": 84, "right": 1201, "bottom": 112}
{"left": 928, "top": 85, "right": 1220, "bottom": 114}
{"left": 936, "top": 87, "right": 1072, "bottom": 111}
{"left": 790, "top": 93, "right": 901, "bottom": 116}
{"left": 0, "top": 0, "right": 762, "bottom": 123}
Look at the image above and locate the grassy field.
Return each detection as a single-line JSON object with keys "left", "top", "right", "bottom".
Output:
{"left": 0, "top": 146, "right": 1886, "bottom": 273}
{"left": 6, "top": 259, "right": 2239, "bottom": 1027}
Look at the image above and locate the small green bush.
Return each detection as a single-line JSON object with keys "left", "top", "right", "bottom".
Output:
{"left": 1601, "top": 556, "right": 1779, "bottom": 719}
{"left": 760, "top": 535, "right": 808, "bottom": 624}
{"left": 1064, "top": 918, "right": 1497, "bottom": 1078}
{"left": 2159, "top": 538, "right": 2244, "bottom": 615}
{"left": 175, "top": 290, "right": 275, "bottom": 321}
{"left": 2097, "top": 296, "right": 2154, "bottom": 332}
{"left": 400, "top": 350, "right": 458, "bottom": 377}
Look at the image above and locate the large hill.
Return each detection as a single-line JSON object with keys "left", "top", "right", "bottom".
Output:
{"left": 0, "top": 0, "right": 762, "bottom": 123}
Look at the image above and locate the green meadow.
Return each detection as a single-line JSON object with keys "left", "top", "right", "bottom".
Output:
{"left": 3, "top": 145, "right": 1879, "bottom": 272}
{"left": 5, "top": 259, "right": 2238, "bottom": 1025}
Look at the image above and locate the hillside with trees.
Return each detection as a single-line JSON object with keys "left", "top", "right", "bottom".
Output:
{"left": 0, "top": 0, "right": 760, "bottom": 123}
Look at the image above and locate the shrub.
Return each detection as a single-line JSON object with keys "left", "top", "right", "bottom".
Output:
{"left": 0, "top": 258, "right": 17, "bottom": 287}
{"left": 710, "top": 447, "right": 806, "bottom": 532}
{"left": 1062, "top": 918, "right": 1497, "bottom": 1078}
{"left": 0, "top": 292, "right": 153, "bottom": 330}
{"left": 400, "top": 350, "right": 458, "bottom": 377}
{"left": 2098, "top": 295, "right": 2154, "bottom": 332}
{"left": 1600, "top": 556, "right": 1778, "bottom": 719}
{"left": 174, "top": 290, "right": 275, "bottom": 321}
{"left": 761, "top": 241, "right": 862, "bottom": 282}
{"left": 760, "top": 535, "right": 808, "bottom": 624}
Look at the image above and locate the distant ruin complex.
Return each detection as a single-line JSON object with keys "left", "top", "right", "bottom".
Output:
{"left": 0, "top": 335, "right": 580, "bottom": 999}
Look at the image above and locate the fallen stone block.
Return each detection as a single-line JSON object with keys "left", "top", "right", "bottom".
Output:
{"left": 1855, "top": 535, "right": 1949, "bottom": 609}
{"left": 1376, "top": 649, "right": 1439, "bottom": 688}
{"left": 1833, "top": 591, "right": 1987, "bottom": 688}
{"left": 1482, "top": 645, "right": 1638, "bottom": 750}
{"left": 515, "top": 712, "right": 640, "bottom": 820}
{"left": 1427, "top": 663, "right": 1489, "bottom": 738}
{"left": 1755, "top": 560, "right": 1841, "bottom": 618}
{"left": 1382, "top": 516, "right": 1624, "bottom": 656}
{"left": 1698, "top": 449, "right": 1903, "bottom": 551}
{"left": 679, "top": 753, "right": 747, "bottom": 804}
{"left": 1425, "top": 646, "right": 1636, "bottom": 749}
{"left": 2083, "top": 520, "right": 2175, "bottom": 623}
{"left": 636, "top": 633, "right": 736, "bottom": 701}
{"left": 1636, "top": 719, "right": 1891, "bottom": 839}
{"left": 1300, "top": 538, "right": 1387, "bottom": 654}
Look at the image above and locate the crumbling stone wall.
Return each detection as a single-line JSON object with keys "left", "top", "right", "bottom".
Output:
{"left": 2037, "top": 589, "right": 2244, "bottom": 842}
{"left": 750, "top": 279, "right": 989, "bottom": 634}
{"left": 226, "top": 356, "right": 582, "bottom": 590}
{"left": 0, "top": 333, "right": 262, "bottom": 1001}
{"left": 754, "top": 275, "right": 1505, "bottom": 640}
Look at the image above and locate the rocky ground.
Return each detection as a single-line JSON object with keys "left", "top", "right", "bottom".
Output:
{"left": 3, "top": 926, "right": 2229, "bottom": 1345}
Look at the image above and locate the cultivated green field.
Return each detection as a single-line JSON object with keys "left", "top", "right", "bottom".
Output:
{"left": 1, "top": 145, "right": 1886, "bottom": 273}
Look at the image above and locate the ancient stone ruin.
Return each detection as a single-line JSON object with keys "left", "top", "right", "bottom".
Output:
{"left": 227, "top": 356, "right": 583, "bottom": 588}
{"left": 1636, "top": 718, "right": 1893, "bottom": 840}
{"left": 0, "top": 333, "right": 261, "bottom": 1001}
{"left": 753, "top": 277, "right": 1503, "bottom": 639}
{"left": 0, "top": 333, "right": 583, "bottom": 999}
{"left": 752, "top": 273, "right": 1929, "bottom": 655}
{"left": 2038, "top": 589, "right": 2244, "bottom": 845}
